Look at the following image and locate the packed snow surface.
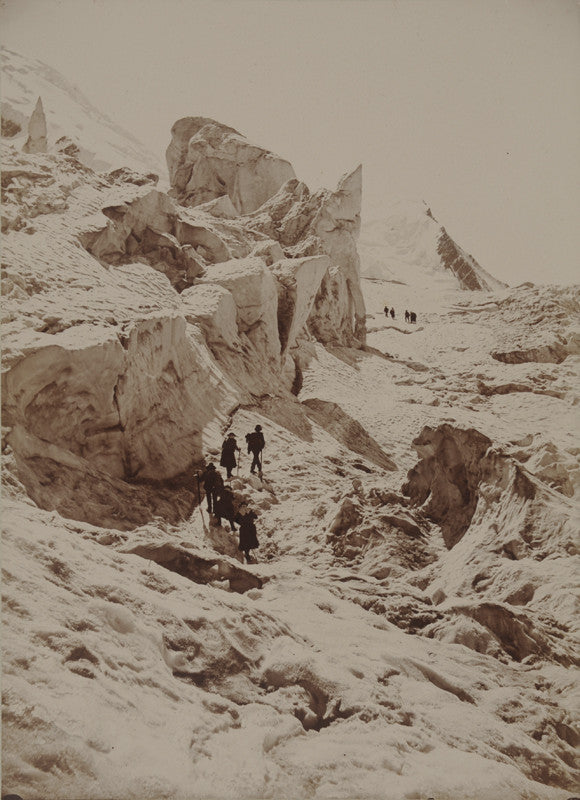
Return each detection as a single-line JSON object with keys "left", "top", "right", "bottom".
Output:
{"left": 3, "top": 273, "right": 579, "bottom": 799}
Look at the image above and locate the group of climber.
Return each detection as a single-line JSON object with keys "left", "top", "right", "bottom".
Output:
{"left": 219, "top": 425, "right": 265, "bottom": 478}
{"left": 196, "top": 425, "right": 266, "bottom": 563}
{"left": 383, "top": 306, "right": 417, "bottom": 323}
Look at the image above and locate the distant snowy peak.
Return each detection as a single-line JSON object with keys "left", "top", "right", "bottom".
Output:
{"left": 1, "top": 47, "right": 163, "bottom": 176}
{"left": 360, "top": 200, "right": 505, "bottom": 291}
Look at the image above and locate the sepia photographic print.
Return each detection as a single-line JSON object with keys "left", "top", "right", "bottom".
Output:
{"left": 1, "top": 1, "right": 579, "bottom": 798}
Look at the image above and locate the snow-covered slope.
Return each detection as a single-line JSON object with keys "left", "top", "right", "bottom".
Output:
{"left": 3, "top": 268, "right": 579, "bottom": 800}
{"left": 360, "top": 199, "right": 506, "bottom": 291}
{"left": 2, "top": 52, "right": 579, "bottom": 800}
{"left": 1, "top": 47, "right": 163, "bottom": 175}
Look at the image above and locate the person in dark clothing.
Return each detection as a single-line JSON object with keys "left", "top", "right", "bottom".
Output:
{"left": 404, "top": 309, "right": 410, "bottom": 322}
{"left": 214, "top": 485, "right": 237, "bottom": 531}
{"left": 198, "top": 463, "right": 223, "bottom": 513}
{"left": 383, "top": 305, "right": 389, "bottom": 317}
{"left": 234, "top": 504, "right": 259, "bottom": 563}
{"left": 220, "top": 432, "right": 240, "bottom": 478}
{"left": 245, "top": 424, "right": 265, "bottom": 474}
{"left": 390, "top": 307, "right": 395, "bottom": 319}
{"left": 410, "top": 311, "right": 417, "bottom": 323}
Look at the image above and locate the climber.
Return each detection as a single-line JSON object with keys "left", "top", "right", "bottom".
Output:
{"left": 383, "top": 305, "right": 389, "bottom": 317}
{"left": 245, "top": 424, "right": 265, "bottom": 474}
{"left": 198, "top": 463, "right": 223, "bottom": 513}
{"left": 390, "top": 307, "right": 395, "bottom": 319}
{"left": 214, "top": 484, "right": 237, "bottom": 531}
{"left": 410, "top": 311, "right": 417, "bottom": 323}
{"left": 404, "top": 309, "right": 410, "bottom": 323}
{"left": 220, "top": 432, "right": 240, "bottom": 479}
{"left": 234, "top": 503, "right": 259, "bottom": 563}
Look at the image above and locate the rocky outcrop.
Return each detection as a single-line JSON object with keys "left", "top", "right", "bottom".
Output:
{"left": 402, "top": 424, "right": 493, "bottom": 549}
{"left": 22, "top": 96, "right": 47, "bottom": 154}
{"left": 166, "top": 117, "right": 295, "bottom": 213}
{"left": 437, "top": 227, "right": 495, "bottom": 290}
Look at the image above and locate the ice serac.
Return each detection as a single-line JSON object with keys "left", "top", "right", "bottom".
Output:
{"left": 313, "top": 166, "right": 366, "bottom": 342}
{"left": 2, "top": 316, "right": 237, "bottom": 489}
{"left": 166, "top": 117, "right": 296, "bottom": 213}
{"left": 272, "top": 255, "right": 330, "bottom": 356}
{"left": 81, "top": 189, "right": 225, "bottom": 291}
{"left": 22, "top": 96, "right": 47, "bottom": 154}
{"left": 247, "top": 166, "right": 366, "bottom": 345}
{"left": 197, "top": 257, "right": 282, "bottom": 370}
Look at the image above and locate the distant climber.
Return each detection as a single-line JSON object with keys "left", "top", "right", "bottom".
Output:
{"left": 390, "top": 307, "right": 395, "bottom": 319}
{"left": 235, "top": 503, "right": 259, "bottom": 563}
{"left": 220, "top": 432, "right": 240, "bottom": 478}
{"left": 214, "top": 485, "right": 237, "bottom": 531}
{"left": 383, "top": 305, "right": 389, "bottom": 317}
{"left": 198, "top": 463, "right": 223, "bottom": 513}
{"left": 245, "top": 424, "right": 265, "bottom": 474}
{"left": 404, "top": 309, "right": 410, "bottom": 322}
{"left": 410, "top": 311, "right": 417, "bottom": 323}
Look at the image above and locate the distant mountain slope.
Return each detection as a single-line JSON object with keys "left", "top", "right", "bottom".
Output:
{"left": 360, "top": 199, "right": 505, "bottom": 291}
{"left": 1, "top": 47, "right": 163, "bottom": 175}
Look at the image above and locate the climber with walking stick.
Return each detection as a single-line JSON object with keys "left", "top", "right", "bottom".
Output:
{"left": 245, "top": 424, "right": 265, "bottom": 477}
{"left": 220, "top": 432, "right": 240, "bottom": 480}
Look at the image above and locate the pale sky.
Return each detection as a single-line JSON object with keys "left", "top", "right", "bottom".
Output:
{"left": 2, "top": 0, "right": 579, "bottom": 286}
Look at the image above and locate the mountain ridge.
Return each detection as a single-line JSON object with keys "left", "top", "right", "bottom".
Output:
{"left": 360, "top": 199, "right": 506, "bottom": 291}
{"left": 1, "top": 46, "right": 163, "bottom": 175}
